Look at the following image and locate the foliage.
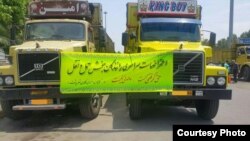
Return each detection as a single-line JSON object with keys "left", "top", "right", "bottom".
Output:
{"left": 216, "top": 30, "right": 250, "bottom": 48}
{"left": 0, "top": 2, "right": 12, "bottom": 26}
{"left": 217, "top": 38, "right": 228, "bottom": 48}
{"left": 240, "top": 30, "right": 250, "bottom": 38}
{"left": 216, "top": 34, "right": 237, "bottom": 48}
{"left": 0, "top": 24, "right": 9, "bottom": 46}
{"left": 0, "top": 0, "right": 28, "bottom": 50}
{"left": 201, "top": 39, "right": 209, "bottom": 46}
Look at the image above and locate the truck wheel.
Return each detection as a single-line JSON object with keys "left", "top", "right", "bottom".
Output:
{"left": 129, "top": 99, "right": 142, "bottom": 120}
{"left": 1, "top": 100, "right": 31, "bottom": 120}
{"left": 243, "top": 67, "right": 250, "bottom": 81}
{"left": 195, "top": 100, "right": 219, "bottom": 120}
{"left": 126, "top": 94, "right": 130, "bottom": 107}
{"left": 79, "top": 94, "right": 101, "bottom": 119}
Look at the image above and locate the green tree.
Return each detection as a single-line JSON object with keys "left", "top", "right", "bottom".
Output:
{"left": 2, "top": 0, "right": 28, "bottom": 25}
{"left": 217, "top": 34, "right": 237, "bottom": 48}
{"left": 217, "top": 38, "right": 228, "bottom": 48}
{"left": 0, "top": 0, "right": 28, "bottom": 50}
{"left": 0, "top": 0, "right": 12, "bottom": 48}
{"left": 202, "top": 39, "right": 209, "bottom": 46}
{"left": 240, "top": 30, "right": 250, "bottom": 38}
{"left": 0, "top": 24, "right": 9, "bottom": 47}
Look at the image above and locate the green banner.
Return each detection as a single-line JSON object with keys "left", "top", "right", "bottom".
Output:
{"left": 60, "top": 52, "right": 173, "bottom": 94}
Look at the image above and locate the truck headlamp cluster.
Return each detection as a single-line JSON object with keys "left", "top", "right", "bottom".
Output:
{"left": 0, "top": 75, "right": 14, "bottom": 86}
{"left": 207, "top": 77, "right": 216, "bottom": 86}
{"left": 217, "top": 77, "right": 226, "bottom": 86}
{"left": 207, "top": 76, "right": 226, "bottom": 87}
{"left": 5, "top": 76, "right": 14, "bottom": 85}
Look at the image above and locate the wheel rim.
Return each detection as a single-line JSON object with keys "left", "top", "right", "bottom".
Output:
{"left": 244, "top": 68, "right": 249, "bottom": 80}
{"left": 91, "top": 94, "right": 99, "bottom": 108}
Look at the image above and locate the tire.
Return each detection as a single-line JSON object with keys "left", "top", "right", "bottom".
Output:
{"left": 79, "top": 94, "right": 101, "bottom": 119}
{"left": 243, "top": 67, "right": 250, "bottom": 81}
{"left": 126, "top": 94, "right": 130, "bottom": 107}
{"left": 129, "top": 99, "right": 142, "bottom": 120}
{"left": 1, "top": 100, "right": 32, "bottom": 120}
{"left": 195, "top": 100, "right": 219, "bottom": 120}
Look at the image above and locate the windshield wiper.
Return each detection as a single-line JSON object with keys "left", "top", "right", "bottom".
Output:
{"left": 28, "top": 35, "right": 47, "bottom": 41}
{"left": 51, "top": 34, "right": 65, "bottom": 39}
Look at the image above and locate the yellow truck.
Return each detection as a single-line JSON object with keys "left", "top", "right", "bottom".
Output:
{"left": 0, "top": 0, "right": 114, "bottom": 120}
{"left": 213, "top": 38, "right": 250, "bottom": 81}
{"left": 122, "top": 0, "right": 232, "bottom": 120}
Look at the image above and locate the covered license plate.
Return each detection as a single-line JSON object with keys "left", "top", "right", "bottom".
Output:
{"left": 31, "top": 99, "right": 53, "bottom": 105}
{"left": 172, "top": 91, "right": 192, "bottom": 96}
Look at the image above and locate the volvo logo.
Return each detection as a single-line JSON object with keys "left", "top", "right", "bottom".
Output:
{"left": 34, "top": 63, "right": 44, "bottom": 71}
{"left": 178, "top": 65, "right": 185, "bottom": 72}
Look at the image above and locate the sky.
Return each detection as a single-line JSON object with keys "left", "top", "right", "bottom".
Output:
{"left": 90, "top": 0, "right": 250, "bottom": 52}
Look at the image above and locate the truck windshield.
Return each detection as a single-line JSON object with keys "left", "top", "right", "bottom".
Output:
{"left": 26, "top": 22, "right": 85, "bottom": 41}
{"left": 141, "top": 23, "right": 200, "bottom": 42}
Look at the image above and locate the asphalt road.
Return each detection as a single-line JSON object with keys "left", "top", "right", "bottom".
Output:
{"left": 0, "top": 82, "right": 249, "bottom": 141}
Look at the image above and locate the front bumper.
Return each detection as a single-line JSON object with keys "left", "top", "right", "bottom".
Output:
{"left": 127, "top": 89, "right": 232, "bottom": 100}
{"left": 0, "top": 87, "right": 92, "bottom": 100}
{"left": 0, "top": 87, "right": 232, "bottom": 101}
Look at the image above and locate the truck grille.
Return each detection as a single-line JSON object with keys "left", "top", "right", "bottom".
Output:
{"left": 18, "top": 53, "right": 60, "bottom": 82}
{"left": 174, "top": 52, "right": 204, "bottom": 85}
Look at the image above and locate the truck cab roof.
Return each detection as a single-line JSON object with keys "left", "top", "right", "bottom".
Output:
{"left": 26, "top": 19, "right": 89, "bottom": 25}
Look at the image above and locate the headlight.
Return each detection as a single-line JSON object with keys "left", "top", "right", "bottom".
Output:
{"left": 217, "top": 77, "right": 226, "bottom": 86}
{"left": 0, "top": 77, "right": 3, "bottom": 85}
{"left": 207, "top": 77, "right": 215, "bottom": 86}
{"left": 5, "top": 76, "right": 14, "bottom": 85}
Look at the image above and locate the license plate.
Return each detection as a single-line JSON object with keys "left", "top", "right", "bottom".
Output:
{"left": 172, "top": 91, "right": 192, "bottom": 96}
{"left": 31, "top": 90, "right": 48, "bottom": 95}
{"left": 31, "top": 99, "right": 53, "bottom": 105}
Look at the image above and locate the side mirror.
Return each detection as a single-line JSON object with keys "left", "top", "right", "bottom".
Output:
{"left": 0, "top": 52, "right": 4, "bottom": 60}
{"left": 130, "top": 32, "right": 136, "bottom": 39}
{"left": 5, "top": 55, "right": 12, "bottom": 64}
{"left": 209, "top": 32, "right": 216, "bottom": 47}
{"left": 10, "top": 26, "right": 17, "bottom": 45}
{"left": 99, "top": 28, "right": 106, "bottom": 48}
{"left": 0, "top": 51, "right": 11, "bottom": 65}
{"left": 122, "top": 32, "right": 129, "bottom": 46}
